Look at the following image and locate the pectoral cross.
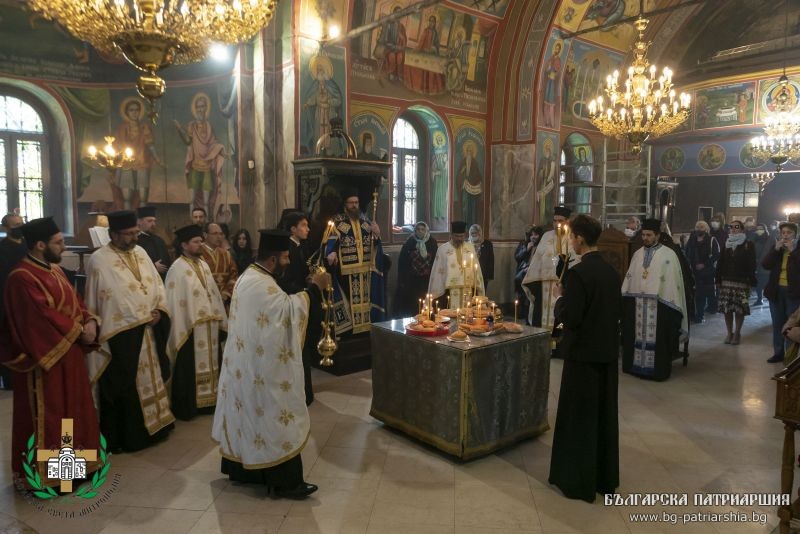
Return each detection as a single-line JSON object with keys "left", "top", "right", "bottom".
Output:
{"left": 36, "top": 418, "right": 97, "bottom": 493}
{"left": 642, "top": 269, "right": 649, "bottom": 280}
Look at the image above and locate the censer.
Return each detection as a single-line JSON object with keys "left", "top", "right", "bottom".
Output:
{"left": 307, "top": 221, "right": 337, "bottom": 366}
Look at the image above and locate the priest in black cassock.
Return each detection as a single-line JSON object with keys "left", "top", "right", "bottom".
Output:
{"left": 137, "top": 206, "right": 171, "bottom": 279}
{"left": 548, "top": 214, "right": 620, "bottom": 503}
{"left": 621, "top": 218, "right": 688, "bottom": 381}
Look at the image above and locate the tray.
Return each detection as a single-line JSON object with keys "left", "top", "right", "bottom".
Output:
{"left": 406, "top": 325, "right": 450, "bottom": 337}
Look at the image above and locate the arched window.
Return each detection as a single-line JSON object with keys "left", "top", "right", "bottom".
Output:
{"left": 0, "top": 94, "right": 47, "bottom": 221}
{"left": 392, "top": 117, "right": 421, "bottom": 227}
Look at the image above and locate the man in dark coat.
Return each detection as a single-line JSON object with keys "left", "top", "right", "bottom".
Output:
{"left": 0, "top": 213, "right": 26, "bottom": 390}
{"left": 549, "top": 214, "right": 621, "bottom": 503}
{"left": 136, "top": 206, "right": 171, "bottom": 279}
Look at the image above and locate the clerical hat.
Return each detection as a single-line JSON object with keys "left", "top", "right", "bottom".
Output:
{"left": 107, "top": 210, "right": 138, "bottom": 232}
{"left": 21, "top": 216, "right": 60, "bottom": 245}
{"left": 341, "top": 187, "right": 360, "bottom": 201}
{"left": 642, "top": 218, "right": 662, "bottom": 233}
{"left": 451, "top": 221, "right": 467, "bottom": 233}
{"left": 174, "top": 224, "right": 204, "bottom": 244}
{"left": 553, "top": 206, "right": 572, "bottom": 218}
{"left": 258, "top": 229, "right": 292, "bottom": 255}
{"left": 136, "top": 206, "right": 157, "bottom": 218}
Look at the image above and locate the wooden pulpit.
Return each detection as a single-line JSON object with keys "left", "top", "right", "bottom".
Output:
{"left": 773, "top": 358, "right": 800, "bottom": 533}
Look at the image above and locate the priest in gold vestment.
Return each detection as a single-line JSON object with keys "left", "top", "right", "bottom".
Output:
{"left": 427, "top": 221, "right": 484, "bottom": 309}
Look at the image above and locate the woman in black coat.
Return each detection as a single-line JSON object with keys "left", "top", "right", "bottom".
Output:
{"left": 514, "top": 226, "right": 543, "bottom": 320}
{"left": 715, "top": 220, "right": 756, "bottom": 345}
{"left": 685, "top": 220, "right": 720, "bottom": 323}
{"left": 231, "top": 228, "right": 254, "bottom": 274}
{"left": 395, "top": 222, "right": 438, "bottom": 317}
{"left": 469, "top": 224, "right": 494, "bottom": 291}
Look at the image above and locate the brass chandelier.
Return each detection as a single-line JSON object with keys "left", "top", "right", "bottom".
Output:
{"left": 588, "top": 16, "right": 691, "bottom": 154}
{"left": 27, "top": 0, "right": 278, "bottom": 121}
{"left": 750, "top": 172, "right": 775, "bottom": 195}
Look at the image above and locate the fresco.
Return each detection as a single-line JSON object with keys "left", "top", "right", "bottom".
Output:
{"left": 535, "top": 131, "right": 560, "bottom": 224}
{"left": 349, "top": 0, "right": 497, "bottom": 113}
{"left": 453, "top": 124, "right": 486, "bottom": 228}
{"left": 652, "top": 139, "right": 799, "bottom": 176}
{"left": 298, "top": 37, "right": 347, "bottom": 157}
{"left": 298, "top": 0, "right": 348, "bottom": 40}
{"left": 409, "top": 106, "right": 450, "bottom": 230}
{"left": 350, "top": 110, "right": 390, "bottom": 162}
{"left": 537, "top": 30, "right": 568, "bottom": 130}
{"left": 449, "top": 0, "right": 511, "bottom": 18}
{"left": 739, "top": 144, "right": 767, "bottom": 170}
{"left": 694, "top": 82, "right": 755, "bottom": 130}
{"left": 567, "top": 0, "right": 656, "bottom": 51}
{"left": 490, "top": 144, "right": 536, "bottom": 239}
{"left": 697, "top": 144, "right": 726, "bottom": 171}
{"left": 758, "top": 75, "right": 800, "bottom": 123}
{"left": 561, "top": 39, "right": 624, "bottom": 128}
{"left": 660, "top": 147, "right": 685, "bottom": 173}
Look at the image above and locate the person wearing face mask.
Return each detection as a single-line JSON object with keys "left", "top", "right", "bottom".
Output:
{"left": 515, "top": 226, "right": 543, "bottom": 323}
{"left": 396, "top": 221, "right": 438, "bottom": 317}
{"left": 715, "top": 220, "right": 757, "bottom": 345}
{"left": 0, "top": 213, "right": 26, "bottom": 390}
{"left": 469, "top": 224, "right": 494, "bottom": 292}
{"left": 706, "top": 214, "right": 728, "bottom": 315}
{"left": 763, "top": 222, "right": 800, "bottom": 363}
{"left": 750, "top": 224, "right": 771, "bottom": 306}
{"left": 624, "top": 216, "right": 643, "bottom": 253}
{"left": 685, "top": 221, "right": 720, "bottom": 324}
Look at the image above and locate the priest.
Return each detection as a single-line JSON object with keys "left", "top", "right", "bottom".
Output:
{"left": 136, "top": 206, "right": 171, "bottom": 279}
{"left": 621, "top": 218, "right": 689, "bottom": 381}
{"left": 2, "top": 217, "right": 100, "bottom": 486}
{"left": 201, "top": 222, "right": 238, "bottom": 307}
{"left": 165, "top": 224, "right": 227, "bottom": 420}
{"left": 212, "top": 230, "right": 330, "bottom": 499}
{"left": 427, "top": 220, "right": 484, "bottom": 309}
{"left": 522, "top": 206, "right": 578, "bottom": 329}
{"left": 324, "top": 188, "right": 386, "bottom": 335}
{"left": 85, "top": 210, "right": 174, "bottom": 452}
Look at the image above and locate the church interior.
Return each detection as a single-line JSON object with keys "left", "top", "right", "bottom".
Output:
{"left": 2, "top": 0, "right": 800, "bottom": 532}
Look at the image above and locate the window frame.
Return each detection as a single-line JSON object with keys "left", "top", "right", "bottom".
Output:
{"left": 391, "top": 114, "right": 429, "bottom": 234}
{"left": 728, "top": 175, "right": 759, "bottom": 209}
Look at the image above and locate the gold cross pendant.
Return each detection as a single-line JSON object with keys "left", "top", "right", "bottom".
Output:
{"left": 642, "top": 270, "right": 649, "bottom": 280}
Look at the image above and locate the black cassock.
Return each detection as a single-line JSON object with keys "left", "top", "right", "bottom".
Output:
{"left": 394, "top": 235, "right": 437, "bottom": 318}
{"left": 138, "top": 232, "right": 172, "bottom": 279}
{"left": 549, "top": 252, "right": 621, "bottom": 503}
{"left": 171, "top": 331, "right": 223, "bottom": 421}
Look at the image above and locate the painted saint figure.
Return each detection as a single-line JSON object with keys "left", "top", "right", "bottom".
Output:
{"left": 457, "top": 141, "right": 482, "bottom": 227}
{"left": 376, "top": 6, "right": 407, "bottom": 82}
{"left": 114, "top": 98, "right": 163, "bottom": 210}
{"left": 431, "top": 131, "right": 448, "bottom": 223}
{"left": 303, "top": 54, "right": 343, "bottom": 153}
{"left": 174, "top": 93, "right": 227, "bottom": 220}
{"left": 536, "top": 140, "right": 557, "bottom": 223}
{"left": 541, "top": 40, "right": 563, "bottom": 128}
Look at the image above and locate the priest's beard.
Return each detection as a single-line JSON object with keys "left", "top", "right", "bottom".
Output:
{"left": 346, "top": 206, "right": 360, "bottom": 220}
{"left": 43, "top": 246, "right": 62, "bottom": 264}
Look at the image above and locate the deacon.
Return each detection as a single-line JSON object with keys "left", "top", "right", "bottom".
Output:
{"left": 324, "top": 188, "right": 386, "bottom": 334}
{"left": 212, "top": 230, "right": 331, "bottom": 499}
{"left": 621, "top": 218, "right": 689, "bottom": 381}
{"left": 2, "top": 217, "right": 100, "bottom": 485}
{"left": 522, "top": 206, "right": 578, "bottom": 329}
{"left": 202, "top": 222, "right": 238, "bottom": 307}
{"left": 85, "top": 210, "right": 174, "bottom": 453}
{"left": 427, "top": 221, "right": 484, "bottom": 308}
{"left": 136, "top": 206, "right": 171, "bottom": 279}
{"left": 165, "top": 225, "right": 227, "bottom": 421}
{"left": 548, "top": 215, "right": 621, "bottom": 503}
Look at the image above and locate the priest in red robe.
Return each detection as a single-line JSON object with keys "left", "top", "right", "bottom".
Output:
{"left": 1, "top": 217, "right": 101, "bottom": 488}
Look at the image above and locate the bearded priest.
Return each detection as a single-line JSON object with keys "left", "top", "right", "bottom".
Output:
{"left": 427, "top": 220, "right": 484, "bottom": 309}
{"left": 212, "top": 230, "right": 331, "bottom": 499}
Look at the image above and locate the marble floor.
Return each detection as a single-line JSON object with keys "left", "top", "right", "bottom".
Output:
{"left": 0, "top": 305, "right": 790, "bottom": 534}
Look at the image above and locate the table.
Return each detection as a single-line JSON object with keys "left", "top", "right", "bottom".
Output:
{"left": 370, "top": 318, "right": 551, "bottom": 460}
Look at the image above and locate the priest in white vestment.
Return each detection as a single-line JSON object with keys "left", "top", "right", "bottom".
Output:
{"left": 212, "top": 230, "right": 331, "bottom": 499}
{"left": 522, "top": 206, "right": 579, "bottom": 329}
{"left": 85, "top": 210, "right": 175, "bottom": 453}
{"left": 621, "top": 218, "right": 689, "bottom": 381}
{"left": 428, "top": 221, "right": 484, "bottom": 309}
{"left": 165, "top": 224, "right": 227, "bottom": 420}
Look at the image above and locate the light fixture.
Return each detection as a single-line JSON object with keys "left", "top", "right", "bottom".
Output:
{"left": 209, "top": 43, "right": 230, "bottom": 62}
{"left": 750, "top": 172, "right": 775, "bottom": 195}
{"left": 85, "top": 136, "right": 136, "bottom": 173}
{"left": 588, "top": 15, "right": 691, "bottom": 154}
{"left": 28, "top": 0, "right": 279, "bottom": 121}
{"left": 749, "top": 0, "right": 800, "bottom": 172}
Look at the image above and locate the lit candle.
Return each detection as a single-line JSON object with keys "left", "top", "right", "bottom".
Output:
{"left": 447, "top": 295, "right": 450, "bottom": 310}
{"left": 456, "top": 307, "right": 460, "bottom": 326}
{"left": 419, "top": 298, "right": 422, "bottom": 316}
{"left": 514, "top": 299, "right": 518, "bottom": 323}
{"left": 473, "top": 262, "right": 478, "bottom": 296}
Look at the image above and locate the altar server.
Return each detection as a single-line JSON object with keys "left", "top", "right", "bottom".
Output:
{"left": 165, "top": 224, "right": 227, "bottom": 420}
{"left": 85, "top": 210, "right": 174, "bottom": 452}
{"left": 621, "top": 218, "right": 689, "bottom": 381}
{"left": 212, "top": 230, "right": 330, "bottom": 499}
{"left": 427, "top": 220, "right": 484, "bottom": 309}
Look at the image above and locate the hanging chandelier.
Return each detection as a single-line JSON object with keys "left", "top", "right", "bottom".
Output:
{"left": 588, "top": 16, "right": 691, "bottom": 154}
{"left": 750, "top": 172, "right": 775, "bottom": 195}
{"left": 27, "top": 0, "right": 279, "bottom": 121}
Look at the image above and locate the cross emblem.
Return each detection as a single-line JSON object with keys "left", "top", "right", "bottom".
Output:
{"left": 36, "top": 419, "right": 97, "bottom": 493}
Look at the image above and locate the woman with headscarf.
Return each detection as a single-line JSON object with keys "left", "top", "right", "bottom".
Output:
{"left": 231, "top": 228, "right": 254, "bottom": 274}
{"left": 395, "top": 222, "right": 438, "bottom": 317}
{"left": 751, "top": 223, "right": 771, "bottom": 306}
{"left": 715, "top": 220, "right": 756, "bottom": 345}
{"left": 469, "top": 224, "right": 494, "bottom": 292}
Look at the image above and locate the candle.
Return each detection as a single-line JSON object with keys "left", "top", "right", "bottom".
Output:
{"left": 456, "top": 307, "right": 460, "bottom": 326}
{"left": 419, "top": 298, "right": 422, "bottom": 316}
{"left": 514, "top": 299, "right": 518, "bottom": 323}
{"left": 473, "top": 262, "right": 478, "bottom": 296}
{"left": 447, "top": 295, "right": 450, "bottom": 310}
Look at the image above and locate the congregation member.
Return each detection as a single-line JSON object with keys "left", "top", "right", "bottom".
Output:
{"left": 515, "top": 225, "right": 542, "bottom": 324}
{"left": 136, "top": 206, "right": 171, "bottom": 279}
{"left": 395, "top": 221, "right": 438, "bottom": 317}
{"left": 764, "top": 222, "right": 800, "bottom": 363}
{"left": 231, "top": 228, "right": 255, "bottom": 274}
{"left": 549, "top": 214, "right": 620, "bottom": 503}
{"left": 2, "top": 217, "right": 100, "bottom": 485}
{"left": 192, "top": 207, "right": 207, "bottom": 227}
{"left": 624, "top": 216, "right": 643, "bottom": 253}
{"left": 202, "top": 222, "right": 238, "bottom": 307}
{"left": 428, "top": 221, "right": 484, "bottom": 309}
{"left": 684, "top": 221, "right": 720, "bottom": 324}
{"left": 85, "top": 210, "right": 174, "bottom": 453}
{"left": 469, "top": 224, "right": 494, "bottom": 292}
{"left": 751, "top": 223, "right": 771, "bottom": 306}
{"left": 715, "top": 220, "right": 756, "bottom": 346}
{"left": 325, "top": 189, "right": 386, "bottom": 335}
{"left": 522, "top": 206, "right": 576, "bottom": 329}
{"left": 660, "top": 222, "right": 695, "bottom": 331}
{"left": 0, "top": 212, "right": 26, "bottom": 390}
{"left": 707, "top": 213, "right": 729, "bottom": 314}
{"left": 621, "top": 218, "right": 688, "bottom": 381}
{"left": 212, "top": 230, "right": 330, "bottom": 499}
{"left": 165, "top": 225, "right": 227, "bottom": 421}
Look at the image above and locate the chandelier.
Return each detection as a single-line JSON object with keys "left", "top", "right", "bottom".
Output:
{"left": 588, "top": 16, "right": 691, "bottom": 154}
{"left": 27, "top": 0, "right": 278, "bottom": 121}
{"left": 750, "top": 172, "right": 775, "bottom": 195}
{"left": 85, "top": 136, "right": 136, "bottom": 172}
